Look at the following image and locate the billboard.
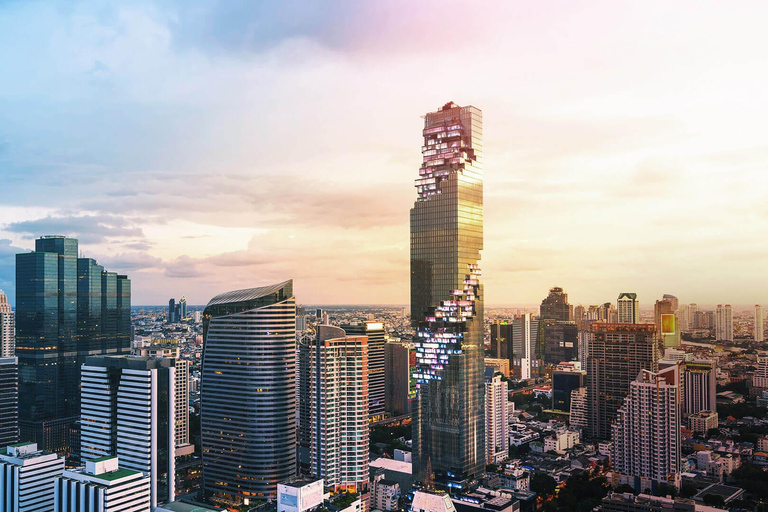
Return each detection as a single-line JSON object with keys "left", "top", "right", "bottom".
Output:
{"left": 661, "top": 314, "right": 676, "bottom": 335}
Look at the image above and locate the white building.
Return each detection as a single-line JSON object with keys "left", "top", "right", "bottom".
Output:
{"left": 755, "top": 305, "right": 764, "bottom": 342}
{"left": 371, "top": 473, "right": 400, "bottom": 511}
{"left": 689, "top": 410, "right": 719, "bottom": 436}
{"left": 612, "top": 366, "right": 681, "bottom": 491}
{"left": 277, "top": 477, "right": 324, "bottom": 512}
{"left": 310, "top": 326, "right": 369, "bottom": 494}
{"left": 0, "top": 442, "right": 65, "bottom": 512}
{"left": 543, "top": 430, "right": 580, "bottom": 453}
{"left": 512, "top": 314, "right": 536, "bottom": 379}
{"left": 485, "top": 373, "right": 509, "bottom": 464}
{"left": 569, "top": 387, "right": 588, "bottom": 432}
{"left": 0, "top": 290, "right": 13, "bottom": 358}
{"left": 54, "top": 456, "right": 151, "bottom": 512}
{"left": 715, "top": 305, "right": 733, "bottom": 342}
{"left": 80, "top": 355, "right": 177, "bottom": 508}
{"left": 617, "top": 293, "right": 639, "bottom": 324}
{"left": 411, "top": 491, "right": 457, "bottom": 512}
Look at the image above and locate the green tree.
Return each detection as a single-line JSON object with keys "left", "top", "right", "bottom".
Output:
{"left": 530, "top": 473, "right": 557, "bottom": 499}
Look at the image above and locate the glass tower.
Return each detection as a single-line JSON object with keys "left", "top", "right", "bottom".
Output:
{"left": 200, "top": 280, "right": 296, "bottom": 504}
{"left": 410, "top": 102, "right": 484, "bottom": 490}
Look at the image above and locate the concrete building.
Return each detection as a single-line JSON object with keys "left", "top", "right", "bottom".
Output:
{"left": 512, "top": 314, "right": 537, "bottom": 380}
{"left": 0, "top": 357, "right": 19, "bottom": 447}
{"left": 309, "top": 326, "right": 369, "bottom": 495}
{"left": 683, "top": 360, "right": 717, "bottom": 417}
{"left": 277, "top": 477, "right": 324, "bottom": 512}
{"left": 485, "top": 372, "right": 509, "bottom": 465}
{"left": 369, "top": 457, "right": 413, "bottom": 494}
{"left": 569, "top": 387, "right": 588, "bottom": 432}
{"left": 688, "top": 411, "right": 719, "bottom": 436}
{"left": 617, "top": 293, "right": 639, "bottom": 324}
{"left": 174, "top": 359, "right": 192, "bottom": 456}
{"left": 80, "top": 355, "right": 177, "bottom": 508}
{"left": 0, "top": 442, "right": 65, "bottom": 512}
{"left": 599, "top": 492, "right": 726, "bottom": 512}
{"left": 343, "top": 322, "right": 385, "bottom": 421}
{"left": 587, "top": 323, "right": 658, "bottom": 439}
{"left": 551, "top": 363, "right": 585, "bottom": 413}
{"left": 371, "top": 473, "right": 400, "bottom": 512}
{"left": 54, "top": 456, "right": 151, "bottom": 512}
{"left": 411, "top": 491, "right": 458, "bottom": 512}
{"left": 0, "top": 290, "right": 14, "bottom": 358}
{"left": 755, "top": 305, "right": 764, "bottom": 342}
{"left": 385, "top": 341, "right": 411, "bottom": 416}
{"left": 612, "top": 366, "right": 681, "bottom": 492}
{"left": 485, "top": 358, "right": 510, "bottom": 377}
{"left": 715, "top": 305, "right": 733, "bottom": 342}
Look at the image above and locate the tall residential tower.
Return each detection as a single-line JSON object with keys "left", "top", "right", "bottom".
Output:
{"left": 410, "top": 102, "right": 484, "bottom": 489}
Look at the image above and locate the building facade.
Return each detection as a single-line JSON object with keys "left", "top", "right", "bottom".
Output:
{"left": 617, "top": 293, "right": 639, "bottom": 324}
{"left": 410, "top": 102, "right": 485, "bottom": 489}
{"left": 54, "top": 456, "right": 151, "bottom": 512}
{"left": 715, "top": 305, "right": 733, "bottom": 342}
{"left": 343, "top": 321, "right": 385, "bottom": 421}
{"left": 0, "top": 357, "right": 19, "bottom": 447}
{"left": 587, "top": 323, "right": 658, "bottom": 439}
{"left": 15, "top": 236, "right": 131, "bottom": 452}
{"left": 80, "top": 355, "right": 177, "bottom": 508}
{"left": 683, "top": 359, "right": 717, "bottom": 416}
{"left": 200, "top": 281, "right": 296, "bottom": 504}
{"left": 552, "top": 364, "right": 585, "bottom": 413}
{"left": 755, "top": 305, "right": 764, "bottom": 342}
{"left": 0, "top": 442, "right": 65, "bottom": 512}
{"left": 512, "top": 314, "right": 538, "bottom": 380}
{"left": 385, "top": 341, "right": 411, "bottom": 417}
{"left": 484, "top": 373, "right": 509, "bottom": 465}
{"left": 0, "top": 290, "right": 14, "bottom": 358}
{"left": 612, "top": 366, "right": 681, "bottom": 492}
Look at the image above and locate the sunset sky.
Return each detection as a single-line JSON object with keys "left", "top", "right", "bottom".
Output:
{"left": 1, "top": 0, "right": 767, "bottom": 306}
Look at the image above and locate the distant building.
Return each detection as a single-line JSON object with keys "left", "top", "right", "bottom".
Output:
{"left": 168, "top": 298, "right": 175, "bottom": 323}
{"left": 543, "top": 322, "right": 578, "bottom": 365}
{"left": 654, "top": 298, "right": 680, "bottom": 349}
{"left": 683, "top": 360, "right": 717, "bottom": 416}
{"left": 0, "top": 442, "right": 65, "bottom": 512}
{"left": 612, "top": 365, "right": 681, "bottom": 492}
{"left": 540, "top": 287, "right": 571, "bottom": 322}
{"left": 689, "top": 410, "right": 718, "bottom": 436}
{"left": 54, "top": 456, "right": 151, "bottom": 512}
{"left": 755, "top": 305, "right": 764, "bottom": 342}
{"left": 569, "top": 387, "right": 588, "bottom": 432}
{"left": 0, "top": 356, "right": 19, "bottom": 447}
{"left": 385, "top": 341, "right": 411, "bottom": 416}
{"left": 715, "top": 305, "right": 733, "bottom": 342}
{"left": 552, "top": 364, "right": 585, "bottom": 413}
{"left": 600, "top": 493, "right": 721, "bottom": 512}
{"left": 179, "top": 296, "right": 187, "bottom": 320}
{"left": 587, "top": 323, "right": 658, "bottom": 439}
{"left": 513, "top": 314, "right": 538, "bottom": 380}
{"left": 0, "top": 290, "right": 14, "bottom": 358}
{"left": 485, "top": 372, "right": 509, "bottom": 464}
{"left": 617, "top": 293, "right": 639, "bottom": 324}
{"left": 485, "top": 358, "right": 510, "bottom": 377}
{"left": 343, "top": 321, "right": 385, "bottom": 421}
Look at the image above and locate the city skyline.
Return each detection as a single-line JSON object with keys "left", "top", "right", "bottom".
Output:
{"left": 2, "top": 1, "right": 768, "bottom": 306}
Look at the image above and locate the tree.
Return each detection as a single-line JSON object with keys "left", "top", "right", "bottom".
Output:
{"left": 614, "top": 484, "right": 636, "bottom": 495}
{"left": 530, "top": 473, "right": 557, "bottom": 499}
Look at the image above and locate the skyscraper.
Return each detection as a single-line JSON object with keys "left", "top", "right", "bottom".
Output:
{"left": 540, "top": 287, "right": 571, "bottom": 322}
{"left": 309, "top": 326, "right": 369, "bottom": 494}
{"left": 489, "top": 321, "right": 513, "bottom": 366}
{"left": 612, "top": 365, "right": 681, "bottom": 492}
{"left": 385, "top": 341, "right": 411, "bottom": 417}
{"left": 343, "top": 321, "right": 385, "bottom": 421}
{"left": 410, "top": 102, "right": 484, "bottom": 489}
{"left": 484, "top": 372, "right": 508, "bottom": 465}
{"left": 682, "top": 359, "right": 717, "bottom": 416}
{"left": 552, "top": 363, "right": 586, "bottom": 413}
{"left": 0, "top": 357, "right": 19, "bottom": 448}
{"left": 80, "top": 355, "right": 177, "bottom": 508}
{"left": 16, "top": 236, "right": 131, "bottom": 452}
{"left": 587, "top": 323, "right": 658, "bottom": 439}
{"left": 654, "top": 298, "right": 680, "bottom": 349}
{"left": 0, "top": 290, "right": 14, "bottom": 358}
{"left": 755, "top": 305, "right": 764, "bottom": 342}
{"left": 200, "top": 281, "right": 296, "bottom": 504}
{"left": 715, "top": 304, "right": 733, "bottom": 342}
{"left": 512, "top": 314, "right": 538, "bottom": 380}
{"left": 617, "top": 293, "right": 639, "bottom": 324}
{"left": 179, "top": 295, "right": 187, "bottom": 320}
{"left": 168, "top": 298, "right": 175, "bottom": 323}
{"left": 543, "top": 322, "right": 578, "bottom": 365}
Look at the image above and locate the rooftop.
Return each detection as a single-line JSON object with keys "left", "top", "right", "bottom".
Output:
{"left": 206, "top": 280, "right": 293, "bottom": 307}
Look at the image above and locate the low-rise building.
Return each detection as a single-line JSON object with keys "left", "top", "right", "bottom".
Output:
{"left": 599, "top": 492, "right": 727, "bottom": 512}
{"left": 278, "top": 477, "right": 325, "bottom": 512}
{"left": 371, "top": 473, "right": 400, "bottom": 511}
{"left": 689, "top": 411, "right": 719, "bottom": 436}
{"left": 54, "top": 456, "right": 151, "bottom": 512}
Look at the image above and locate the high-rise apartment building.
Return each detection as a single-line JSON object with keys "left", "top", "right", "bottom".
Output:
{"left": 0, "top": 290, "right": 14, "bottom": 358}
{"left": 54, "top": 456, "right": 151, "bottom": 512}
{"left": 682, "top": 359, "right": 717, "bottom": 416}
{"left": 0, "top": 442, "right": 65, "bottom": 512}
{"left": 80, "top": 355, "right": 177, "bottom": 508}
{"left": 297, "top": 334, "right": 313, "bottom": 476}
{"left": 175, "top": 359, "right": 191, "bottom": 451}
{"left": 715, "top": 305, "right": 733, "bottom": 342}
{"left": 343, "top": 321, "right": 385, "bottom": 421}
{"left": 512, "top": 314, "right": 538, "bottom": 379}
{"left": 617, "top": 293, "right": 639, "bottom": 324}
{"left": 569, "top": 387, "right": 588, "bottom": 432}
{"left": 755, "top": 305, "right": 764, "bottom": 342}
{"left": 612, "top": 365, "right": 681, "bottom": 492}
{"left": 484, "top": 372, "right": 508, "bottom": 465}
{"left": 200, "top": 281, "right": 296, "bottom": 504}
{"left": 587, "top": 323, "right": 658, "bottom": 439}
{"left": 410, "top": 102, "right": 484, "bottom": 489}
{"left": 385, "top": 341, "right": 411, "bottom": 417}
{"left": 309, "top": 326, "right": 369, "bottom": 494}
{"left": 0, "top": 357, "right": 19, "bottom": 447}
{"left": 15, "top": 236, "right": 131, "bottom": 452}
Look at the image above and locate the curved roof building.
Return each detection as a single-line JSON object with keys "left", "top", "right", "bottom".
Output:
{"left": 200, "top": 280, "right": 296, "bottom": 504}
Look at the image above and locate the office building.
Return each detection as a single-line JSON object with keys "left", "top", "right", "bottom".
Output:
{"left": 308, "top": 326, "right": 369, "bottom": 494}
{"left": 80, "top": 355, "right": 177, "bottom": 508}
{"left": 0, "top": 290, "right": 13, "bottom": 357}
{"left": 715, "top": 305, "right": 733, "bottom": 342}
{"left": 410, "top": 102, "right": 484, "bottom": 489}
{"left": 385, "top": 341, "right": 411, "bottom": 417}
{"left": 200, "top": 281, "right": 296, "bottom": 504}
{"left": 540, "top": 287, "right": 571, "bottom": 322}
{"left": 755, "top": 305, "right": 764, "bottom": 342}
{"left": 683, "top": 359, "right": 717, "bottom": 416}
{"left": 54, "top": 456, "right": 151, "bottom": 512}
{"left": 0, "top": 442, "right": 65, "bottom": 512}
{"left": 612, "top": 365, "right": 681, "bottom": 492}
{"left": 277, "top": 477, "right": 324, "bottom": 512}
{"left": 542, "top": 322, "right": 578, "bottom": 365}
{"left": 168, "top": 298, "right": 175, "bottom": 323}
{"left": 15, "top": 236, "right": 131, "bottom": 452}
{"left": 179, "top": 296, "right": 187, "bottom": 320}
{"left": 654, "top": 298, "right": 680, "bottom": 349}
{"left": 0, "top": 357, "right": 19, "bottom": 447}
{"left": 343, "top": 321, "right": 385, "bottom": 421}
{"left": 552, "top": 363, "right": 585, "bottom": 413}
{"left": 297, "top": 334, "right": 313, "bottom": 476}
{"left": 587, "top": 323, "right": 658, "bottom": 439}
{"left": 512, "top": 314, "right": 538, "bottom": 380}
{"left": 617, "top": 293, "right": 639, "bottom": 324}
{"left": 484, "top": 372, "right": 508, "bottom": 465}
{"left": 490, "top": 321, "right": 513, "bottom": 367}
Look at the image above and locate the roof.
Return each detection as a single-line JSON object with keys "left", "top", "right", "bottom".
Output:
{"left": 206, "top": 280, "right": 293, "bottom": 307}
{"left": 155, "top": 501, "right": 226, "bottom": 512}
{"left": 370, "top": 457, "right": 412, "bottom": 474}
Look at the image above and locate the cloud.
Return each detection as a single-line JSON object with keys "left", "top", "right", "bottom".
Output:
{"left": 0, "top": 238, "right": 30, "bottom": 302}
{"left": 4, "top": 214, "right": 145, "bottom": 244}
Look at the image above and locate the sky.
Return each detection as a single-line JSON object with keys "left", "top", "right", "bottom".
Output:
{"left": 1, "top": 0, "right": 768, "bottom": 307}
